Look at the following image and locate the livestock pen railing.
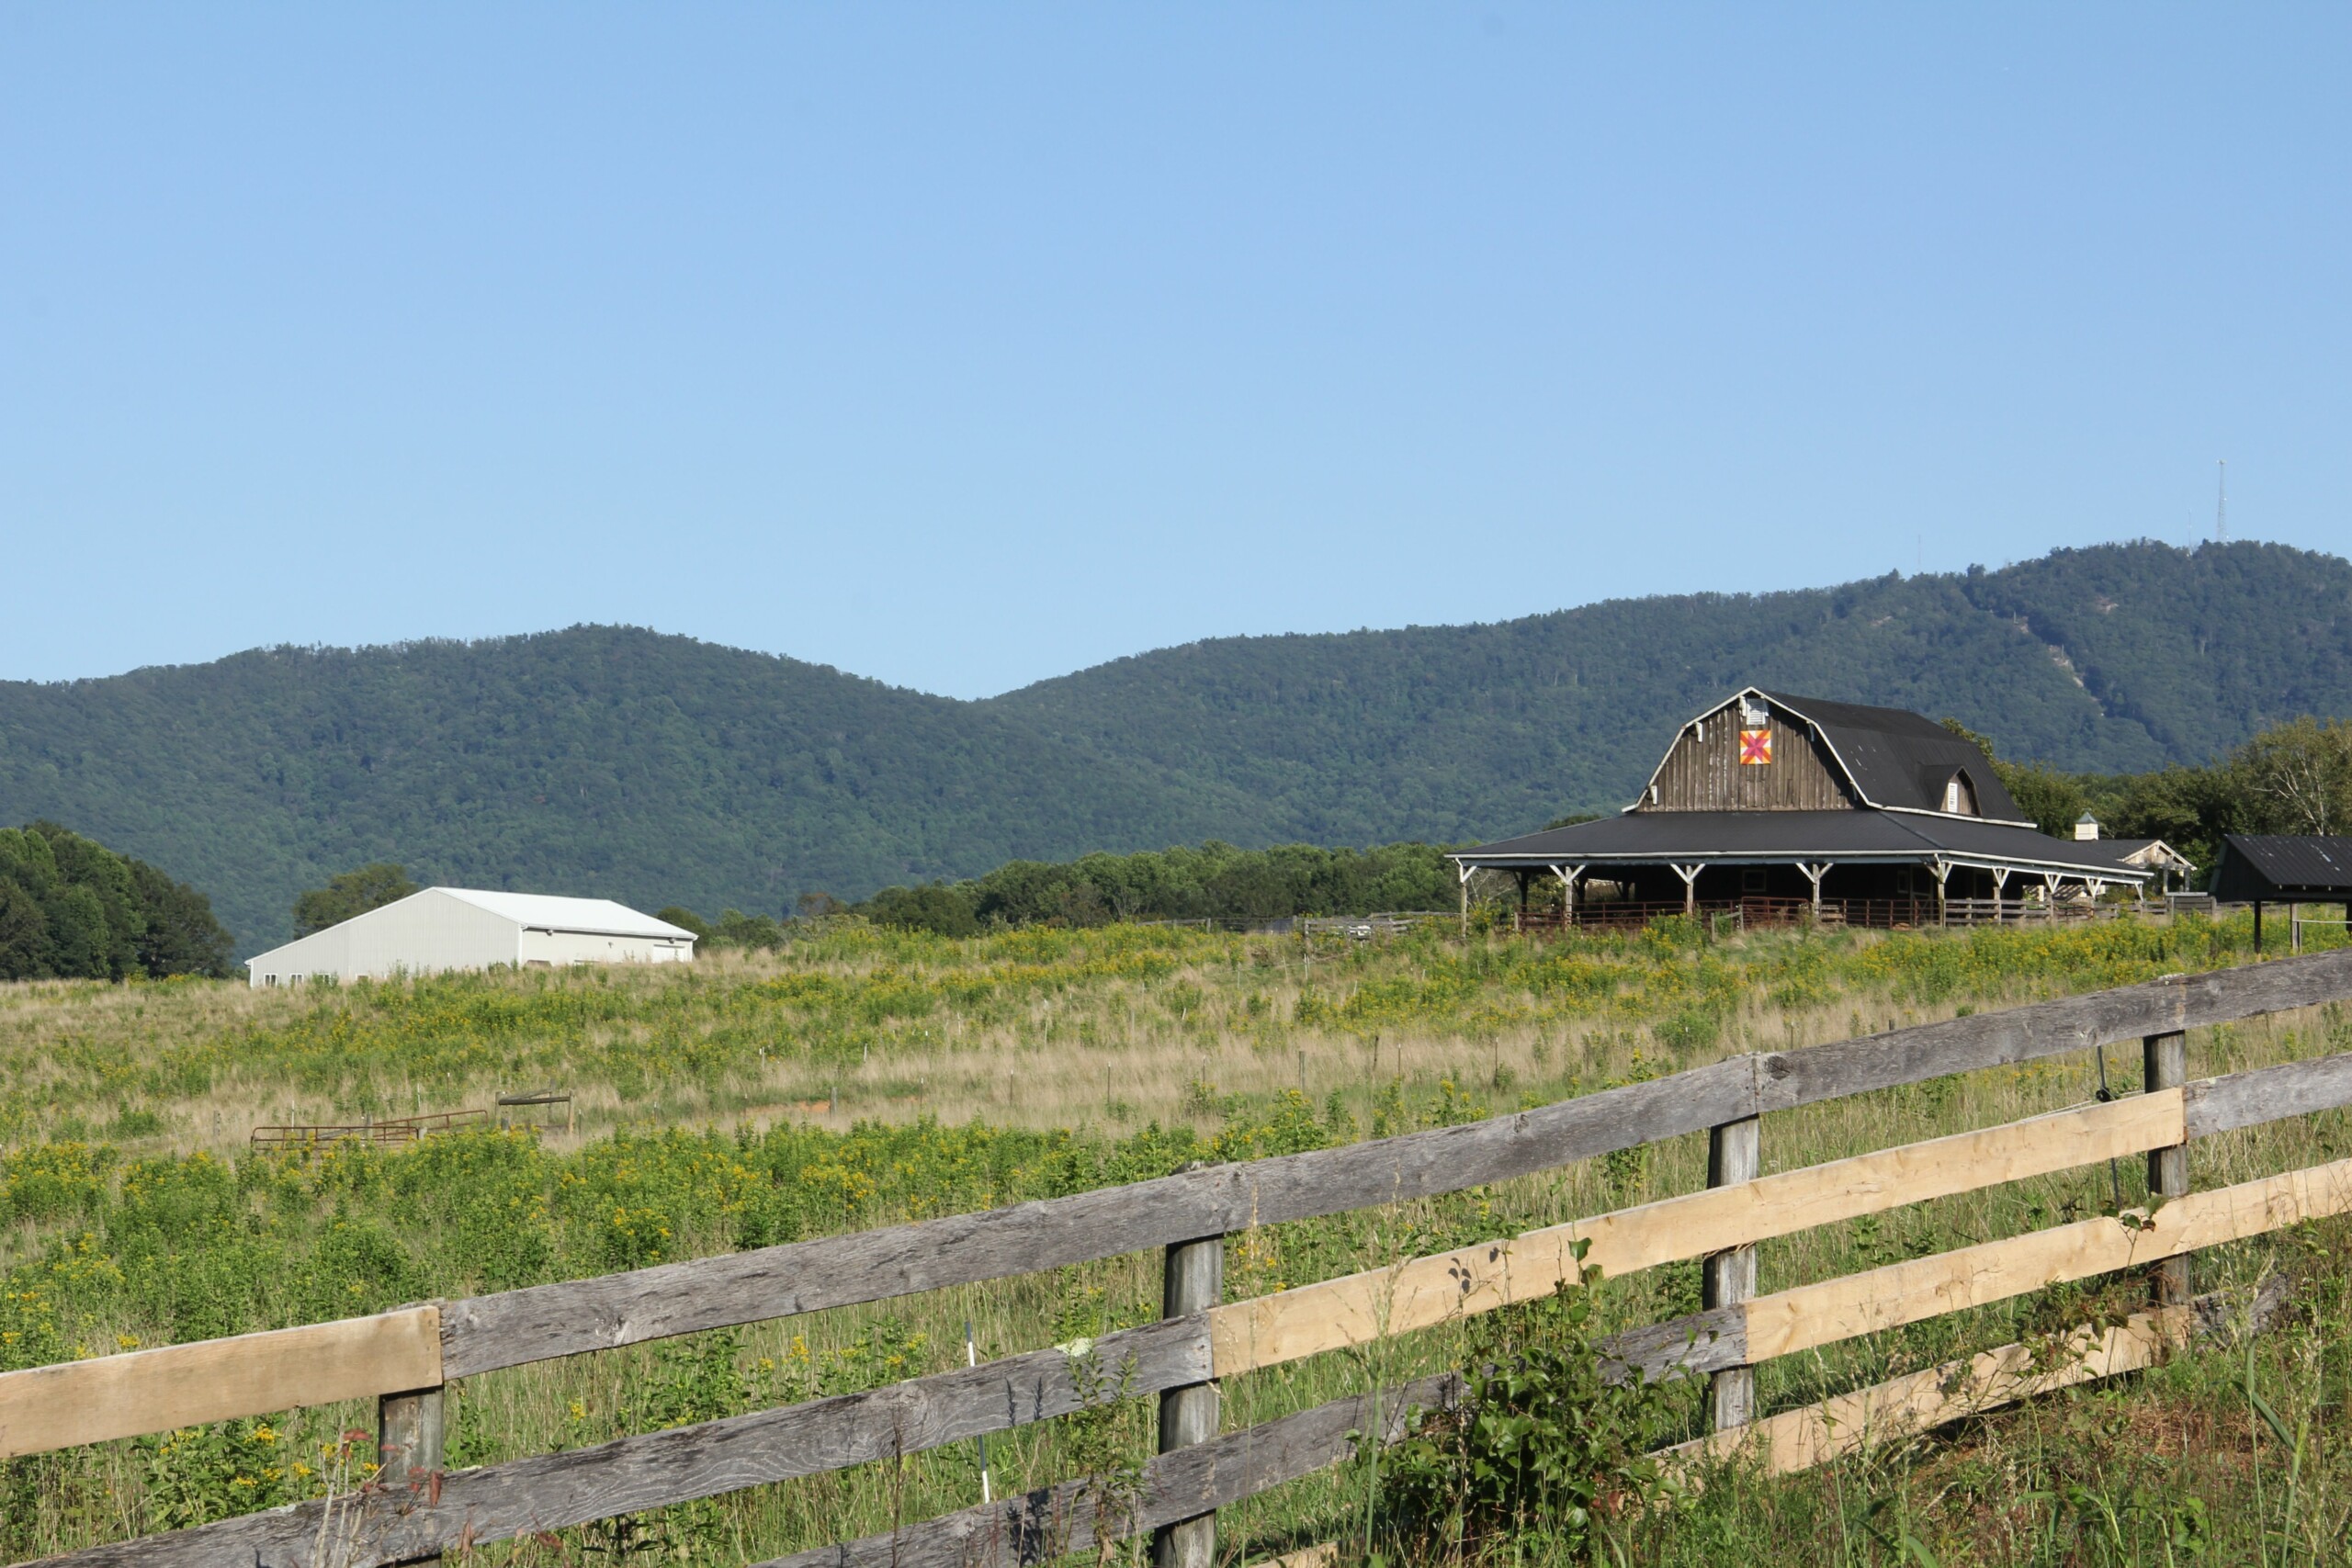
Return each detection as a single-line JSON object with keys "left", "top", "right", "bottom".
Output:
{"left": 1943, "top": 896, "right": 2133, "bottom": 927}
{"left": 249, "top": 1091, "right": 573, "bottom": 1149}
{"left": 1520, "top": 896, "right": 2146, "bottom": 936}
{"left": 247, "top": 1108, "right": 490, "bottom": 1148}
{"left": 1522, "top": 897, "right": 1951, "bottom": 932}
{"left": 11, "top": 952, "right": 2352, "bottom": 1567}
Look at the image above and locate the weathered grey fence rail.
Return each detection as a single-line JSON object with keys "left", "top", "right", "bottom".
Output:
{"left": 9, "top": 947, "right": 2352, "bottom": 1567}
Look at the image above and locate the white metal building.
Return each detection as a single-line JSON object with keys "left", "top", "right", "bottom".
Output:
{"left": 246, "top": 888, "right": 697, "bottom": 987}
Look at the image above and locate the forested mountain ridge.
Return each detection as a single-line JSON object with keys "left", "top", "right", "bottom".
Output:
{"left": 0, "top": 630, "right": 1277, "bottom": 953}
{"left": 2, "top": 540, "right": 2346, "bottom": 953}
{"left": 997, "top": 540, "right": 2352, "bottom": 845}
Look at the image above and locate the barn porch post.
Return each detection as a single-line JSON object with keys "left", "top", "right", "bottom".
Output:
{"left": 1930, "top": 859, "right": 1951, "bottom": 928}
{"left": 1514, "top": 870, "right": 1530, "bottom": 933}
{"left": 1457, "top": 861, "right": 1475, "bottom": 936}
{"left": 1799, "top": 862, "right": 1830, "bottom": 920}
{"left": 1673, "top": 863, "right": 1703, "bottom": 919}
{"left": 1551, "top": 864, "right": 1584, "bottom": 929}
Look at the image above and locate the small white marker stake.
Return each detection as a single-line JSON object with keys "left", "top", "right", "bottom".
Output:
{"left": 967, "top": 1320, "right": 991, "bottom": 1503}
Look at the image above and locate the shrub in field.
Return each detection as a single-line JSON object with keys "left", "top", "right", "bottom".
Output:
{"left": 0, "top": 1141, "right": 114, "bottom": 1225}
{"left": 136, "top": 1416, "right": 318, "bottom": 1530}
{"left": 1380, "top": 1258, "right": 1676, "bottom": 1562}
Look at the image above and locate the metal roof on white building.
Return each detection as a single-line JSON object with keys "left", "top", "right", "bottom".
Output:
{"left": 430, "top": 888, "right": 699, "bottom": 940}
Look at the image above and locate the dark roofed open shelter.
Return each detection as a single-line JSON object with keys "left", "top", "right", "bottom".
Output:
{"left": 1449, "top": 687, "right": 2157, "bottom": 931}
{"left": 2211, "top": 834, "right": 2352, "bottom": 953}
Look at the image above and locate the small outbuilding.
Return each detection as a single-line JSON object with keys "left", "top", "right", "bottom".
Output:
{"left": 2209, "top": 834, "right": 2352, "bottom": 953}
{"left": 246, "top": 888, "right": 697, "bottom": 987}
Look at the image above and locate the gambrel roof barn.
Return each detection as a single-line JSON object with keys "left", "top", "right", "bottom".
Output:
{"left": 1450, "top": 688, "right": 2156, "bottom": 927}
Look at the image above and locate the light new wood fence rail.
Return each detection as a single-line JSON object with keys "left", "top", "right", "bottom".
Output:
{"left": 10, "top": 948, "right": 2352, "bottom": 1566}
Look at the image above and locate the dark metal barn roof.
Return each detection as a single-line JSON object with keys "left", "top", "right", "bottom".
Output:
{"left": 1756, "top": 691, "right": 2030, "bottom": 823}
{"left": 2210, "top": 835, "right": 2352, "bottom": 901}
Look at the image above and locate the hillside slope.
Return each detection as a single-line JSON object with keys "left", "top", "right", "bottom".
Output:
{"left": 991, "top": 540, "right": 2352, "bottom": 844}
{"left": 2, "top": 540, "right": 2346, "bottom": 953}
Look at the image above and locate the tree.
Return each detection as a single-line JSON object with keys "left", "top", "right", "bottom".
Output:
{"left": 862, "top": 883, "right": 980, "bottom": 938}
{"left": 2232, "top": 716, "right": 2352, "bottom": 835}
{"left": 0, "top": 880, "right": 51, "bottom": 978}
{"left": 0, "top": 822, "right": 235, "bottom": 981}
{"left": 655, "top": 906, "right": 714, "bottom": 943}
{"left": 130, "top": 862, "right": 237, "bottom": 977}
{"left": 292, "top": 863, "right": 420, "bottom": 937}
{"left": 712, "top": 908, "right": 786, "bottom": 950}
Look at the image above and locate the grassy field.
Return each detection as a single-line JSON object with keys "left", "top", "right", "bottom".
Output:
{"left": 2, "top": 913, "right": 2348, "bottom": 1565}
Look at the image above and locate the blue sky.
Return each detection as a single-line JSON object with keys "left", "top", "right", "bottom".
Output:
{"left": 4, "top": 6, "right": 2346, "bottom": 697}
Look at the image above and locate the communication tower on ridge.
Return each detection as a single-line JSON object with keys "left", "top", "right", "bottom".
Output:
{"left": 2215, "top": 459, "right": 2229, "bottom": 543}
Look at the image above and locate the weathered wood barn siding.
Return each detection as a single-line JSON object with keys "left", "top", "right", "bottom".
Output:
{"left": 1645, "top": 703, "right": 1854, "bottom": 812}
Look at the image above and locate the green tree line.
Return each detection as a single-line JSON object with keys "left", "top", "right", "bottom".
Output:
{"left": 0, "top": 823, "right": 235, "bottom": 981}
{"left": 841, "top": 840, "right": 1458, "bottom": 937}
{"left": 655, "top": 840, "right": 1457, "bottom": 942}
{"left": 1951, "top": 714, "right": 2352, "bottom": 875}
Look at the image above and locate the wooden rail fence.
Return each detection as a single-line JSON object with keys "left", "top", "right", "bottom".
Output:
{"left": 8, "top": 949, "right": 2352, "bottom": 1566}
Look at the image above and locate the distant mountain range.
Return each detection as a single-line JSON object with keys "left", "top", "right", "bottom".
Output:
{"left": 4, "top": 539, "right": 2347, "bottom": 953}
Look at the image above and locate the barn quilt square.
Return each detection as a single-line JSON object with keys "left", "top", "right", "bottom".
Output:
{"left": 1739, "top": 728, "right": 1773, "bottom": 765}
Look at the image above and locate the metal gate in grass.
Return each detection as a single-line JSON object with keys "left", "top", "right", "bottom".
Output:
{"left": 9, "top": 952, "right": 2352, "bottom": 1567}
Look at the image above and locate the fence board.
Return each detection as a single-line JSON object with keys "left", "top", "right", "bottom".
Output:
{"left": 1205, "top": 1091, "right": 2184, "bottom": 1376}
{"left": 1674, "top": 1278, "right": 2289, "bottom": 1477}
{"left": 32, "top": 1318, "right": 1210, "bottom": 1568}
{"left": 1709, "top": 1312, "right": 2188, "bottom": 1474}
{"left": 1744, "top": 1152, "right": 2352, "bottom": 1361}
{"left": 1755, "top": 953, "right": 2352, "bottom": 1113}
{"left": 2184, "top": 1050, "right": 2352, "bottom": 1138}
{"left": 0, "top": 1307, "right": 440, "bottom": 1461}
{"left": 1597, "top": 1305, "right": 1746, "bottom": 1386}
{"left": 752, "top": 1372, "right": 1461, "bottom": 1568}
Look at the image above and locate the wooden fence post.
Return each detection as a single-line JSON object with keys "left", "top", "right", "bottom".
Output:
{"left": 1703, "top": 1116, "right": 1760, "bottom": 1429}
{"left": 1154, "top": 1234, "right": 1223, "bottom": 1568}
{"left": 2144, "top": 1031, "right": 2190, "bottom": 1306}
{"left": 379, "top": 1383, "right": 446, "bottom": 1565}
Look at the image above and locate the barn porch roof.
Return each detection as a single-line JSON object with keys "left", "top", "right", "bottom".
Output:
{"left": 1449, "top": 810, "right": 2153, "bottom": 883}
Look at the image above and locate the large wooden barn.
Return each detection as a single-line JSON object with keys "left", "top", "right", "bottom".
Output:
{"left": 1449, "top": 688, "right": 2157, "bottom": 928}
